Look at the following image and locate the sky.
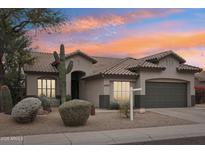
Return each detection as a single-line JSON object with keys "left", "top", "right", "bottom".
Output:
{"left": 31, "top": 8, "right": 205, "bottom": 68}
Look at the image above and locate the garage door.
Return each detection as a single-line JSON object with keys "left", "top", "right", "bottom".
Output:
{"left": 143, "top": 82, "right": 187, "bottom": 108}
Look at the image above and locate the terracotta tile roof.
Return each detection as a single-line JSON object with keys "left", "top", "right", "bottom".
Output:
{"left": 142, "top": 50, "right": 186, "bottom": 64}
{"left": 24, "top": 52, "right": 58, "bottom": 73}
{"left": 177, "top": 64, "right": 202, "bottom": 73}
{"left": 101, "top": 57, "right": 139, "bottom": 76}
{"left": 24, "top": 50, "right": 202, "bottom": 77}
{"left": 127, "top": 60, "right": 166, "bottom": 71}
{"left": 66, "top": 50, "right": 97, "bottom": 64}
{"left": 91, "top": 56, "right": 122, "bottom": 74}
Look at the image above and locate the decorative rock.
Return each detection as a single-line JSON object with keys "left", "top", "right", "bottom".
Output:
{"left": 11, "top": 97, "right": 41, "bottom": 123}
{"left": 138, "top": 108, "right": 146, "bottom": 114}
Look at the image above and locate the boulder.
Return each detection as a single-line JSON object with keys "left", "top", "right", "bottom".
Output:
{"left": 11, "top": 97, "right": 41, "bottom": 123}
{"left": 138, "top": 108, "right": 146, "bottom": 114}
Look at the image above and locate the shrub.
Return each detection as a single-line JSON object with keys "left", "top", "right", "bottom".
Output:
{"left": 119, "top": 103, "right": 130, "bottom": 118}
{"left": 109, "top": 102, "right": 120, "bottom": 110}
{"left": 90, "top": 104, "right": 95, "bottom": 115}
{"left": 59, "top": 99, "right": 91, "bottom": 126}
{"left": 11, "top": 97, "right": 41, "bottom": 123}
{"left": 39, "top": 95, "right": 52, "bottom": 112}
{"left": 1, "top": 85, "right": 13, "bottom": 114}
{"left": 65, "top": 95, "right": 72, "bottom": 101}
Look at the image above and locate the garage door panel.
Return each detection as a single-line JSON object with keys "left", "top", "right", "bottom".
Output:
{"left": 143, "top": 82, "right": 187, "bottom": 108}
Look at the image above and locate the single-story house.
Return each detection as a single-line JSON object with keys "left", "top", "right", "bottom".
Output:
{"left": 195, "top": 71, "right": 205, "bottom": 104}
{"left": 24, "top": 50, "right": 202, "bottom": 108}
{"left": 195, "top": 71, "right": 205, "bottom": 87}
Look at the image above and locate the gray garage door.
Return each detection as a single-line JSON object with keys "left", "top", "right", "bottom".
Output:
{"left": 143, "top": 82, "right": 187, "bottom": 108}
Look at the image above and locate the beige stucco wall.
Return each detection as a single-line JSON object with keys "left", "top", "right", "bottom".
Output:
{"left": 137, "top": 56, "right": 195, "bottom": 107}
{"left": 65, "top": 55, "right": 94, "bottom": 95}
{"left": 82, "top": 78, "right": 104, "bottom": 107}
{"left": 26, "top": 73, "right": 60, "bottom": 96}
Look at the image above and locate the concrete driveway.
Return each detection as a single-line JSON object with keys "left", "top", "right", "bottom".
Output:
{"left": 149, "top": 104, "right": 205, "bottom": 123}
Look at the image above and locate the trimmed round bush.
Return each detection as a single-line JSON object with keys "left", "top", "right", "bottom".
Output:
{"left": 59, "top": 99, "right": 91, "bottom": 126}
{"left": 109, "top": 102, "right": 119, "bottom": 110}
{"left": 1, "top": 85, "right": 13, "bottom": 114}
{"left": 39, "top": 95, "right": 52, "bottom": 112}
{"left": 11, "top": 97, "right": 41, "bottom": 123}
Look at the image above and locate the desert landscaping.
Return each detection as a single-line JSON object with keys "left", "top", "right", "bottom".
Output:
{"left": 0, "top": 108, "right": 195, "bottom": 137}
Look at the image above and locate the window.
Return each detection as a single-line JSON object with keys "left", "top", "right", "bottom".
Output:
{"left": 37, "top": 79, "right": 56, "bottom": 97}
{"left": 113, "top": 81, "right": 130, "bottom": 103}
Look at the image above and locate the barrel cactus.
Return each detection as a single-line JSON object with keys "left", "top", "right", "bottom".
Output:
{"left": 53, "top": 44, "right": 73, "bottom": 104}
{"left": 59, "top": 99, "right": 91, "bottom": 126}
{"left": 11, "top": 97, "right": 41, "bottom": 123}
{"left": 1, "top": 85, "right": 13, "bottom": 114}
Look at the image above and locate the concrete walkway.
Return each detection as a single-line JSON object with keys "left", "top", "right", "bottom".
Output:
{"left": 149, "top": 107, "right": 205, "bottom": 123}
{"left": 1, "top": 123, "right": 205, "bottom": 145}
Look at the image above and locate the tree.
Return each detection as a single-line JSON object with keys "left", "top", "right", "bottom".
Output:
{"left": 0, "top": 9, "right": 66, "bottom": 103}
{"left": 0, "top": 8, "right": 66, "bottom": 84}
{"left": 4, "top": 35, "right": 36, "bottom": 104}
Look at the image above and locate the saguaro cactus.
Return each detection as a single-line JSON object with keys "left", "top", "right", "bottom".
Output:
{"left": 53, "top": 44, "right": 73, "bottom": 104}
{"left": 1, "top": 85, "right": 13, "bottom": 114}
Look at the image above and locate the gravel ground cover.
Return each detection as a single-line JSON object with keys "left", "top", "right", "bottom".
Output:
{"left": 0, "top": 108, "right": 195, "bottom": 137}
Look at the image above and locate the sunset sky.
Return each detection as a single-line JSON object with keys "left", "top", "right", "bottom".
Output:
{"left": 31, "top": 8, "right": 205, "bottom": 68}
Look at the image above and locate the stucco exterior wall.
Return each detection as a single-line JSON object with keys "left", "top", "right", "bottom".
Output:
{"left": 65, "top": 55, "right": 94, "bottom": 95}
{"left": 26, "top": 73, "right": 60, "bottom": 97}
{"left": 138, "top": 56, "right": 195, "bottom": 107}
{"left": 82, "top": 78, "right": 104, "bottom": 107}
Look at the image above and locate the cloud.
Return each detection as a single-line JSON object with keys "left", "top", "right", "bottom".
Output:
{"left": 32, "top": 29, "right": 205, "bottom": 68}
{"left": 60, "top": 31, "right": 205, "bottom": 56}
{"left": 59, "top": 9, "right": 183, "bottom": 34}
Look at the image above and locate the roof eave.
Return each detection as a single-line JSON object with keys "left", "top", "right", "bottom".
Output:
{"left": 177, "top": 68, "right": 203, "bottom": 73}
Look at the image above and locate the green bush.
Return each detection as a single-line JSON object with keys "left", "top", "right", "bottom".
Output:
{"left": 39, "top": 95, "right": 52, "bottom": 112}
{"left": 65, "top": 95, "right": 72, "bottom": 101}
{"left": 1, "top": 85, "right": 13, "bottom": 114}
{"left": 109, "top": 102, "right": 120, "bottom": 110}
{"left": 119, "top": 103, "right": 130, "bottom": 118}
{"left": 59, "top": 99, "right": 91, "bottom": 126}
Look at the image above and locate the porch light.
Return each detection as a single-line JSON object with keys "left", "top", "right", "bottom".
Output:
{"left": 130, "top": 87, "right": 142, "bottom": 121}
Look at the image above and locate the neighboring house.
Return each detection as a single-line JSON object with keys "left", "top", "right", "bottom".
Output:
{"left": 195, "top": 71, "right": 205, "bottom": 87}
{"left": 24, "top": 50, "right": 202, "bottom": 108}
{"left": 195, "top": 71, "right": 205, "bottom": 104}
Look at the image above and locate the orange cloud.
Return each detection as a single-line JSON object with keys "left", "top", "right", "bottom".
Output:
{"left": 33, "top": 30, "right": 205, "bottom": 68}
{"left": 34, "top": 31, "right": 205, "bottom": 54}
{"left": 60, "top": 9, "right": 183, "bottom": 34}
{"left": 59, "top": 31, "right": 205, "bottom": 56}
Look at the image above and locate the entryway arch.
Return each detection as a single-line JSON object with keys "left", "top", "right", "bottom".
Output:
{"left": 71, "top": 71, "right": 86, "bottom": 99}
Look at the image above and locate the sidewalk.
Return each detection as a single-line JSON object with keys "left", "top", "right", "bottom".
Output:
{"left": 1, "top": 123, "right": 205, "bottom": 145}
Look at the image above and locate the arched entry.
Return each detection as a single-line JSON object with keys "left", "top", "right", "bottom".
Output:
{"left": 71, "top": 71, "right": 86, "bottom": 99}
